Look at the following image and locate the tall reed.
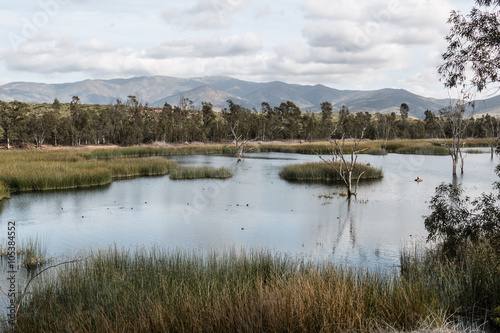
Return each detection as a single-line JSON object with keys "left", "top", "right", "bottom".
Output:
{"left": 279, "top": 161, "right": 383, "bottom": 182}
{"left": 169, "top": 166, "right": 233, "bottom": 180}
{"left": 0, "top": 181, "right": 10, "bottom": 200}
{"left": 0, "top": 150, "right": 177, "bottom": 195}
{"left": 400, "top": 240, "right": 500, "bottom": 320}
{"left": 7, "top": 247, "right": 449, "bottom": 333}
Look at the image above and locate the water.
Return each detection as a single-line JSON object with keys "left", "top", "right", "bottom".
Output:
{"left": 0, "top": 151, "right": 497, "bottom": 270}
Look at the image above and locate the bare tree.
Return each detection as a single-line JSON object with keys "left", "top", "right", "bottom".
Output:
{"left": 319, "top": 123, "right": 368, "bottom": 199}
{"left": 229, "top": 123, "right": 250, "bottom": 162}
{"left": 374, "top": 112, "right": 394, "bottom": 151}
{"left": 483, "top": 114, "right": 500, "bottom": 159}
{"left": 437, "top": 100, "right": 471, "bottom": 175}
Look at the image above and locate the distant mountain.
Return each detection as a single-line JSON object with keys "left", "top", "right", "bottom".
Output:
{"left": 1, "top": 75, "right": 500, "bottom": 118}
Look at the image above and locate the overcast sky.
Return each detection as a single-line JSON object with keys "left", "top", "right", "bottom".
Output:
{"left": 0, "top": 0, "right": 478, "bottom": 98}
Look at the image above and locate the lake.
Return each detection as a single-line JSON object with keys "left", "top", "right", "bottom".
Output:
{"left": 0, "top": 150, "right": 497, "bottom": 271}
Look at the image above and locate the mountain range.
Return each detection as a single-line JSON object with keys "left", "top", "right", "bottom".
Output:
{"left": 1, "top": 75, "right": 499, "bottom": 119}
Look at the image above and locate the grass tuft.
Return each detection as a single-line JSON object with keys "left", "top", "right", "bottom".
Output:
{"left": 169, "top": 166, "right": 233, "bottom": 180}
{"left": 279, "top": 161, "right": 383, "bottom": 182}
{"left": 2, "top": 247, "right": 457, "bottom": 333}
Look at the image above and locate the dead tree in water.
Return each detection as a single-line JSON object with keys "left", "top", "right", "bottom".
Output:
{"left": 225, "top": 100, "right": 252, "bottom": 162}
{"left": 319, "top": 112, "right": 368, "bottom": 199}
{"left": 438, "top": 100, "right": 471, "bottom": 175}
{"left": 229, "top": 124, "right": 250, "bottom": 162}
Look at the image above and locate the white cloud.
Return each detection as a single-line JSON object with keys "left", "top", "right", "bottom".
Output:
{"left": 144, "top": 33, "right": 262, "bottom": 59}
{"left": 162, "top": 0, "right": 251, "bottom": 30}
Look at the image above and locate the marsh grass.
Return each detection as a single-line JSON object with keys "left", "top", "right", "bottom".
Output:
{"left": 400, "top": 240, "right": 500, "bottom": 321}
{"left": 279, "top": 161, "right": 383, "bottom": 182}
{"left": 0, "top": 149, "right": 177, "bottom": 196}
{"left": 0, "top": 237, "right": 47, "bottom": 270}
{"left": 6, "top": 247, "right": 454, "bottom": 333}
{"left": 169, "top": 166, "right": 233, "bottom": 179}
{"left": 0, "top": 181, "right": 10, "bottom": 200}
{"left": 88, "top": 145, "right": 236, "bottom": 159}
{"left": 20, "top": 237, "right": 48, "bottom": 270}
{"left": 259, "top": 139, "right": 490, "bottom": 156}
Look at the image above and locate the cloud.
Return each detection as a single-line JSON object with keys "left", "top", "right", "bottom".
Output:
{"left": 144, "top": 33, "right": 262, "bottom": 59}
{"left": 162, "top": 0, "right": 250, "bottom": 30}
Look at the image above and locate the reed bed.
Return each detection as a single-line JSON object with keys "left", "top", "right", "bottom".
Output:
{"left": 6, "top": 247, "right": 452, "bottom": 333}
{"left": 0, "top": 181, "right": 10, "bottom": 200}
{"left": 279, "top": 161, "right": 383, "bottom": 182}
{"left": 400, "top": 240, "right": 500, "bottom": 321}
{"left": 88, "top": 145, "right": 236, "bottom": 159}
{"left": 0, "top": 150, "right": 177, "bottom": 195}
{"left": 0, "top": 236, "right": 47, "bottom": 270}
{"left": 169, "top": 166, "right": 233, "bottom": 180}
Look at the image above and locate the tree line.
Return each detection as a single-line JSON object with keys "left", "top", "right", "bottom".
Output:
{"left": 0, "top": 96, "right": 498, "bottom": 148}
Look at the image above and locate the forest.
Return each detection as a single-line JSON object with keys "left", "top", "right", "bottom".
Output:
{"left": 0, "top": 96, "right": 499, "bottom": 148}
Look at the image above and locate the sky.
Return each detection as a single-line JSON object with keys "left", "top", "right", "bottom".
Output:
{"left": 0, "top": 0, "right": 480, "bottom": 99}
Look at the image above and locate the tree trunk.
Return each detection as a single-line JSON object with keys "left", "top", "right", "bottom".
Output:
{"left": 452, "top": 151, "right": 458, "bottom": 176}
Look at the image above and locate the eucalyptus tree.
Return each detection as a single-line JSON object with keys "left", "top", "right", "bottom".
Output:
{"left": 438, "top": 102, "right": 471, "bottom": 175}
{"left": 374, "top": 112, "right": 395, "bottom": 151}
{"left": 438, "top": 0, "right": 500, "bottom": 96}
{"left": 481, "top": 114, "right": 500, "bottom": 158}
{"left": 0, "top": 100, "right": 29, "bottom": 148}
{"left": 320, "top": 101, "right": 334, "bottom": 138}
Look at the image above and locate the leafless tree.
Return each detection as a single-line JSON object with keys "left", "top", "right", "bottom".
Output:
{"left": 318, "top": 124, "right": 368, "bottom": 199}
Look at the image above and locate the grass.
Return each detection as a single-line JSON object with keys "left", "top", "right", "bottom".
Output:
{"left": 88, "top": 145, "right": 237, "bottom": 159}
{"left": 0, "top": 236, "right": 47, "bottom": 270}
{"left": 400, "top": 240, "right": 500, "bottom": 321}
{"left": 0, "top": 149, "right": 177, "bottom": 196}
{"left": 169, "top": 166, "right": 233, "bottom": 180}
{"left": 0, "top": 247, "right": 455, "bottom": 333}
{"left": 258, "top": 138, "right": 492, "bottom": 156}
{"left": 0, "top": 181, "right": 10, "bottom": 200}
{"left": 279, "top": 161, "right": 383, "bottom": 182}
{"left": 1, "top": 241, "right": 497, "bottom": 332}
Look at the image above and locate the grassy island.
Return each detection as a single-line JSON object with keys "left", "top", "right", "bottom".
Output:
{"left": 279, "top": 161, "right": 383, "bottom": 182}
{"left": 170, "top": 166, "right": 233, "bottom": 179}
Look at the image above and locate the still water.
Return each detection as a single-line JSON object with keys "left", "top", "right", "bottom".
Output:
{"left": 0, "top": 151, "right": 498, "bottom": 270}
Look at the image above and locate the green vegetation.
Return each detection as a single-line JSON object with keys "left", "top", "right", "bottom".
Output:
{"left": 88, "top": 145, "right": 236, "bottom": 159}
{"left": 0, "top": 181, "right": 10, "bottom": 200}
{"left": 1, "top": 97, "right": 499, "bottom": 149}
{"left": 279, "top": 161, "right": 383, "bottom": 182}
{"left": 0, "top": 149, "right": 177, "bottom": 195}
{"left": 258, "top": 138, "right": 490, "bottom": 156}
{"left": 170, "top": 166, "right": 233, "bottom": 180}
{"left": 401, "top": 240, "right": 500, "bottom": 322}
{"left": 0, "top": 247, "right": 473, "bottom": 333}
{"left": 0, "top": 237, "right": 47, "bottom": 270}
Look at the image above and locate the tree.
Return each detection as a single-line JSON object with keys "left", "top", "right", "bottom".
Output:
{"left": 481, "top": 114, "right": 500, "bottom": 158}
{"left": 437, "top": 101, "right": 471, "bottom": 175}
{"left": 224, "top": 100, "right": 252, "bottom": 162}
{"left": 320, "top": 101, "right": 333, "bottom": 138}
{"left": 201, "top": 102, "right": 216, "bottom": 142}
{"left": 374, "top": 112, "right": 394, "bottom": 151}
{"left": 0, "top": 101, "right": 28, "bottom": 148}
{"left": 400, "top": 103, "right": 409, "bottom": 123}
{"left": 438, "top": 0, "right": 500, "bottom": 96}
{"left": 319, "top": 108, "right": 369, "bottom": 199}
{"left": 424, "top": 150, "right": 500, "bottom": 257}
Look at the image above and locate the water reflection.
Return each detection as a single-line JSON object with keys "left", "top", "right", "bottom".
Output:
{"left": 0, "top": 152, "right": 497, "bottom": 271}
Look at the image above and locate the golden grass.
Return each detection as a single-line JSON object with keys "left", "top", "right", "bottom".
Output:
{"left": 7, "top": 247, "right": 448, "bottom": 333}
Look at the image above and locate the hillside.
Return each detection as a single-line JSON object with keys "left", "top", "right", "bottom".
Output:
{"left": 1, "top": 75, "right": 499, "bottom": 118}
